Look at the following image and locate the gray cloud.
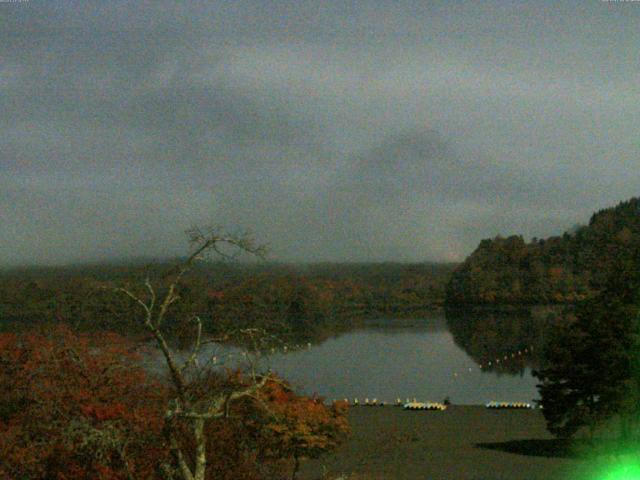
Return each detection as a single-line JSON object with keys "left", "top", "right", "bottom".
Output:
{"left": 1, "top": 0, "right": 639, "bottom": 265}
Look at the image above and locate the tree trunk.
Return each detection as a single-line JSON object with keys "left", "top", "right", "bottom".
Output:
{"left": 194, "top": 418, "right": 207, "bottom": 480}
{"left": 172, "top": 431, "right": 195, "bottom": 480}
{"left": 291, "top": 456, "right": 300, "bottom": 480}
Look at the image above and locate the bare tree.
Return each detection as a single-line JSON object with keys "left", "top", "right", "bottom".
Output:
{"left": 117, "top": 227, "right": 271, "bottom": 480}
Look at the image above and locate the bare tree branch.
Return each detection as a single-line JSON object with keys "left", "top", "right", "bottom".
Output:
{"left": 115, "top": 227, "right": 270, "bottom": 480}
{"left": 180, "top": 316, "right": 202, "bottom": 373}
{"left": 145, "top": 277, "right": 156, "bottom": 313}
{"left": 116, "top": 288, "right": 151, "bottom": 320}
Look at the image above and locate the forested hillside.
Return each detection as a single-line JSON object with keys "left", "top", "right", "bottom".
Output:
{"left": 446, "top": 197, "right": 640, "bottom": 305}
{"left": 0, "top": 262, "right": 455, "bottom": 343}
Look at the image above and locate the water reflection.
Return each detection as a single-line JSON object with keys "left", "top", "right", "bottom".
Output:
{"left": 149, "top": 310, "right": 562, "bottom": 405}
{"left": 445, "top": 306, "right": 561, "bottom": 376}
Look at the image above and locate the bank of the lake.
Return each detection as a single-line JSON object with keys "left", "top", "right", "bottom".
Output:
{"left": 300, "top": 406, "right": 590, "bottom": 480}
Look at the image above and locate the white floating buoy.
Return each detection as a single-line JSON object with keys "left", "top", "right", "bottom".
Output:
{"left": 485, "top": 401, "right": 533, "bottom": 410}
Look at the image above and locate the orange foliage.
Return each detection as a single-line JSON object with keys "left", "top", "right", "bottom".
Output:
{"left": 0, "top": 325, "right": 167, "bottom": 480}
{"left": 256, "top": 379, "right": 350, "bottom": 477}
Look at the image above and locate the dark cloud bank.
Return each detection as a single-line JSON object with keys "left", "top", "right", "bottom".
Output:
{"left": 1, "top": 1, "right": 639, "bottom": 266}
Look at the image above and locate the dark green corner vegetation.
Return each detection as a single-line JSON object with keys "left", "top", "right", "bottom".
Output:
{"left": 534, "top": 250, "right": 640, "bottom": 442}
{"left": 448, "top": 196, "right": 640, "bottom": 459}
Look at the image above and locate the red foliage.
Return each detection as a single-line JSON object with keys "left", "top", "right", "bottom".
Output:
{"left": 206, "top": 290, "right": 225, "bottom": 300}
{"left": 0, "top": 325, "right": 168, "bottom": 480}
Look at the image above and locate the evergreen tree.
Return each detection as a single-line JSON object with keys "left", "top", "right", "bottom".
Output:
{"left": 534, "top": 253, "right": 640, "bottom": 439}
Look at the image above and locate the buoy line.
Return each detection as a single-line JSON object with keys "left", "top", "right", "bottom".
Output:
{"left": 448, "top": 345, "right": 536, "bottom": 380}
{"left": 335, "top": 398, "right": 535, "bottom": 410}
{"left": 340, "top": 398, "right": 448, "bottom": 410}
{"left": 485, "top": 401, "right": 532, "bottom": 409}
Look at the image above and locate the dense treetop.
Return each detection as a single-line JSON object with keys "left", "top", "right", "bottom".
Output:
{"left": 446, "top": 197, "right": 640, "bottom": 305}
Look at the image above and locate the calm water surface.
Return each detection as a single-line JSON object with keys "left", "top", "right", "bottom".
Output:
{"left": 202, "top": 316, "right": 540, "bottom": 405}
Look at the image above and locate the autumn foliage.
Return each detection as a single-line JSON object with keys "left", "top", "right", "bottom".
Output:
{"left": 257, "top": 380, "right": 350, "bottom": 478}
{"left": 446, "top": 197, "right": 640, "bottom": 305}
{"left": 0, "top": 326, "right": 350, "bottom": 479}
{"left": 172, "top": 372, "right": 350, "bottom": 479}
{"left": 0, "top": 325, "right": 168, "bottom": 479}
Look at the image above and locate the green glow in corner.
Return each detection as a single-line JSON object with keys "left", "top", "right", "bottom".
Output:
{"left": 600, "top": 462, "right": 640, "bottom": 480}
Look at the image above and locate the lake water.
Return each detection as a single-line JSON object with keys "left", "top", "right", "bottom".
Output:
{"left": 200, "top": 316, "right": 541, "bottom": 406}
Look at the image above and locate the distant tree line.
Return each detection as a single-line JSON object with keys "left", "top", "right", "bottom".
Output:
{"left": 0, "top": 262, "right": 455, "bottom": 344}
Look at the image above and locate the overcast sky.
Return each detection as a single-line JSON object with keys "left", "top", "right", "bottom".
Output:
{"left": 1, "top": 0, "right": 639, "bottom": 265}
